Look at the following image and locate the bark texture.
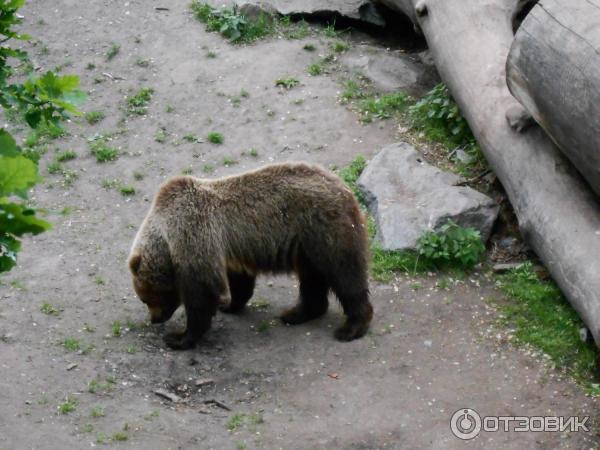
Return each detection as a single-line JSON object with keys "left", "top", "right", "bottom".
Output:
{"left": 507, "top": 0, "right": 600, "bottom": 196}
{"left": 376, "top": 0, "right": 600, "bottom": 345}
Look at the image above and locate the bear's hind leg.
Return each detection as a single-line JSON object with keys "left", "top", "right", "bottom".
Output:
{"left": 220, "top": 271, "right": 256, "bottom": 313}
{"left": 281, "top": 257, "right": 329, "bottom": 325}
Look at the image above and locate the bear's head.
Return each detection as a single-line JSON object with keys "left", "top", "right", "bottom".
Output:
{"left": 128, "top": 250, "right": 180, "bottom": 324}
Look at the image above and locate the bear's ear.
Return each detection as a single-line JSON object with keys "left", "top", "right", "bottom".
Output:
{"left": 129, "top": 253, "right": 142, "bottom": 275}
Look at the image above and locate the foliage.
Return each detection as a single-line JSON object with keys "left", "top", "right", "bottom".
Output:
{"left": 126, "top": 87, "right": 153, "bottom": 115}
{"left": 371, "top": 246, "right": 429, "bottom": 282}
{"left": 358, "top": 92, "right": 410, "bottom": 122}
{"left": 0, "top": 1, "right": 84, "bottom": 274}
{"left": 416, "top": 220, "right": 485, "bottom": 269}
{"left": 222, "top": 156, "right": 237, "bottom": 166}
{"left": 275, "top": 77, "right": 299, "bottom": 89}
{"left": 62, "top": 338, "right": 81, "bottom": 351}
{"left": 40, "top": 302, "right": 59, "bottom": 315}
{"left": 190, "top": 1, "right": 273, "bottom": 43}
{"left": 338, "top": 157, "right": 485, "bottom": 280}
{"left": 89, "top": 138, "right": 118, "bottom": 162}
{"left": 409, "top": 83, "right": 474, "bottom": 148}
{"left": 338, "top": 155, "right": 366, "bottom": 204}
{"left": 227, "top": 413, "right": 246, "bottom": 431}
{"left": 56, "top": 150, "right": 76, "bottom": 162}
{"left": 85, "top": 110, "right": 105, "bottom": 124}
{"left": 207, "top": 131, "right": 223, "bottom": 144}
{"left": 58, "top": 397, "right": 78, "bottom": 414}
{"left": 119, "top": 185, "right": 135, "bottom": 196}
{"left": 496, "top": 263, "right": 599, "bottom": 394}
{"left": 307, "top": 63, "right": 322, "bottom": 76}
{"left": 340, "top": 80, "right": 366, "bottom": 103}
{"left": 106, "top": 43, "right": 120, "bottom": 61}
{"left": 331, "top": 41, "right": 349, "bottom": 53}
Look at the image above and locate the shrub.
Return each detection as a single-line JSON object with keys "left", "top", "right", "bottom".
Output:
{"left": 409, "top": 83, "right": 474, "bottom": 148}
{"left": 191, "top": 2, "right": 273, "bottom": 43}
{"left": 0, "top": 1, "right": 83, "bottom": 273}
{"left": 416, "top": 220, "right": 485, "bottom": 269}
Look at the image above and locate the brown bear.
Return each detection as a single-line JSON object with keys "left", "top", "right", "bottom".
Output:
{"left": 128, "top": 162, "right": 373, "bottom": 350}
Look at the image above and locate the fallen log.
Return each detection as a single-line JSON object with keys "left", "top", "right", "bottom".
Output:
{"left": 373, "top": 0, "right": 600, "bottom": 346}
{"left": 507, "top": 0, "right": 600, "bottom": 196}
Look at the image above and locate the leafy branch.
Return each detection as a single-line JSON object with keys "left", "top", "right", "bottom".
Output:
{"left": 0, "top": 0, "right": 84, "bottom": 273}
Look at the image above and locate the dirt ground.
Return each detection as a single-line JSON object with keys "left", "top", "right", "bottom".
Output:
{"left": 0, "top": 1, "right": 597, "bottom": 449}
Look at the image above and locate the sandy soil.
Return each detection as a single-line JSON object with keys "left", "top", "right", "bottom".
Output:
{"left": 0, "top": 1, "right": 597, "bottom": 449}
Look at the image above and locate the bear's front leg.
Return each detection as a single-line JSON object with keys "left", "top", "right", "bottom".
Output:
{"left": 165, "top": 272, "right": 221, "bottom": 350}
{"left": 164, "top": 302, "right": 216, "bottom": 350}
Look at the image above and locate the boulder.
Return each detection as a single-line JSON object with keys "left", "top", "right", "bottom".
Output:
{"left": 339, "top": 45, "right": 439, "bottom": 96}
{"left": 358, "top": 142, "right": 499, "bottom": 250}
{"left": 238, "top": 2, "right": 278, "bottom": 24}
{"left": 234, "top": 0, "right": 386, "bottom": 26}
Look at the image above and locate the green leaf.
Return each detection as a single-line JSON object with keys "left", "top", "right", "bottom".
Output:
{"left": 0, "top": 232, "right": 20, "bottom": 272}
{"left": 24, "top": 109, "right": 42, "bottom": 128}
{"left": 0, "top": 153, "right": 40, "bottom": 198}
{"left": 0, "top": 201, "right": 51, "bottom": 236}
{"left": 0, "top": 129, "right": 21, "bottom": 157}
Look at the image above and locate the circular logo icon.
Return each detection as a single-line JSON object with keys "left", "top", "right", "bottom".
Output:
{"left": 450, "top": 408, "right": 482, "bottom": 440}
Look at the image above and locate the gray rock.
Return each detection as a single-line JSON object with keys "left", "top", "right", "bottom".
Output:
{"left": 234, "top": 0, "right": 385, "bottom": 26}
{"left": 238, "top": 2, "right": 278, "bottom": 24}
{"left": 454, "top": 148, "right": 474, "bottom": 164}
{"left": 339, "top": 45, "right": 439, "bottom": 96}
{"left": 358, "top": 142, "right": 499, "bottom": 251}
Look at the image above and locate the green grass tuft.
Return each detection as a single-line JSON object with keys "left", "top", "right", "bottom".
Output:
{"left": 56, "top": 150, "right": 77, "bottom": 162}
{"left": 58, "top": 397, "right": 78, "bottom": 414}
{"left": 47, "top": 161, "right": 63, "bottom": 175}
{"left": 85, "top": 110, "right": 105, "bottom": 125}
{"left": 106, "top": 43, "right": 120, "bottom": 61}
{"left": 222, "top": 156, "right": 237, "bottom": 166}
{"left": 496, "top": 263, "right": 600, "bottom": 395}
{"left": 227, "top": 413, "right": 246, "bottom": 431}
{"left": 127, "top": 88, "right": 154, "bottom": 115}
{"left": 331, "top": 41, "right": 349, "bottom": 53}
{"left": 358, "top": 92, "right": 410, "bottom": 122}
{"left": 207, "top": 131, "right": 223, "bottom": 144}
{"left": 63, "top": 338, "right": 81, "bottom": 351}
{"left": 307, "top": 63, "right": 322, "bottom": 76}
{"left": 275, "top": 77, "right": 299, "bottom": 89}
{"left": 338, "top": 155, "right": 366, "bottom": 204}
{"left": 191, "top": 1, "right": 274, "bottom": 43}
{"left": 89, "top": 139, "right": 118, "bottom": 162}
{"left": 111, "top": 321, "right": 122, "bottom": 337}
{"left": 112, "top": 432, "right": 128, "bottom": 442}
{"left": 119, "top": 185, "right": 135, "bottom": 196}
{"left": 40, "top": 302, "right": 59, "bottom": 315}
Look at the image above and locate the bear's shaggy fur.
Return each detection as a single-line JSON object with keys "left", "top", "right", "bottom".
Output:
{"left": 128, "top": 163, "right": 373, "bottom": 350}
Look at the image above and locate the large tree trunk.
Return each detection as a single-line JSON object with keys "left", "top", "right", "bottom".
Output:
{"left": 374, "top": 0, "right": 600, "bottom": 346}
{"left": 507, "top": 0, "right": 600, "bottom": 197}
